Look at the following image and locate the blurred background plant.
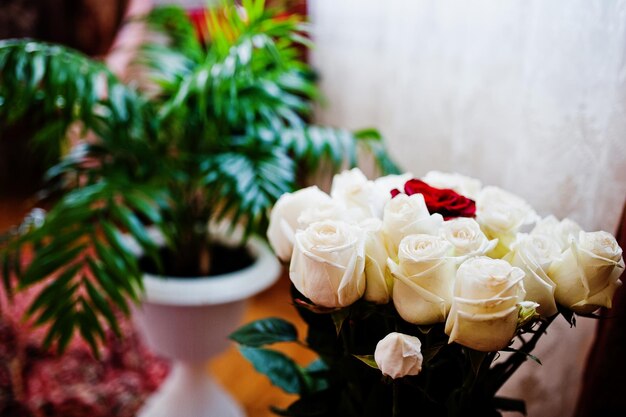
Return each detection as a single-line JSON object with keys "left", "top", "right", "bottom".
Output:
{"left": 0, "top": 0, "right": 398, "bottom": 355}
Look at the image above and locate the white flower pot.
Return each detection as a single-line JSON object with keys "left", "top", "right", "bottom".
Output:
{"left": 133, "top": 236, "right": 281, "bottom": 417}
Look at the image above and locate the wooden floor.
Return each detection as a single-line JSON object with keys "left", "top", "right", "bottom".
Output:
{"left": 0, "top": 196, "right": 315, "bottom": 417}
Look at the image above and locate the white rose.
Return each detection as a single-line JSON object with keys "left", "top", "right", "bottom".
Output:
{"left": 476, "top": 186, "right": 538, "bottom": 255}
{"left": 422, "top": 171, "right": 482, "bottom": 199}
{"left": 440, "top": 218, "right": 497, "bottom": 260}
{"left": 297, "top": 200, "right": 353, "bottom": 230}
{"left": 504, "top": 234, "right": 561, "bottom": 317}
{"left": 360, "top": 218, "right": 393, "bottom": 304}
{"left": 382, "top": 194, "right": 444, "bottom": 258}
{"left": 531, "top": 215, "right": 582, "bottom": 251}
{"left": 330, "top": 168, "right": 388, "bottom": 219}
{"left": 290, "top": 220, "right": 366, "bottom": 307}
{"left": 374, "top": 332, "right": 423, "bottom": 379}
{"left": 267, "top": 186, "right": 331, "bottom": 261}
{"left": 373, "top": 172, "right": 415, "bottom": 196}
{"left": 549, "top": 231, "right": 624, "bottom": 314}
{"left": 445, "top": 257, "right": 526, "bottom": 352}
{"left": 389, "top": 234, "right": 455, "bottom": 325}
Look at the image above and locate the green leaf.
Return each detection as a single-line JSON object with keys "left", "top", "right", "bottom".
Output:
{"left": 230, "top": 317, "right": 298, "bottom": 347}
{"left": 93, "top": 239, "right": 142, "bottom": 302}
{"left": 84, "top": 278, "right": 121, "bottom": 337}
{"left": 100, "top": 221, "right": 140, "bottom": 271}
{"left": 331, "top": 309, "right": 349, "bottom": 335}
{"left": 20, "top": 243, "right": 86, "bottom": 288}
{"left": 78, "top": 296, "right": 105, "bottom": 358}
{"left": 1, "top": 251, "right": 13, "bottom": 298}
{"left": 305, "top": 358, "right": 328, "bottom": 373}
{"left": 40, "top": 289, "right": 77, "bottom": 352}
{"left": 353, "top": 355, "right": 379, "bottom": 370}
{"left": 125, "top": 191, "right": 163, "bottom": 223}
{"left": 25, "top": 264, "right": 81, "bottom": 319}
{"left": 353, "top": 128, "right": 382, "bottom": 141}
{"left": 111, "top": 204, "right": 153, "bottom": 245}
{"left": 239, "top": 346, "right": 304, "bottom": 394}
{"left": 86, "top": 257, "right": 132, "bottom": 315}
{"left": 301, "top": 358, "right": 330, "bottom": 394}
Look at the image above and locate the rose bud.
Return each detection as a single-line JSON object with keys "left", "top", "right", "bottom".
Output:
{"left": 549, "top": 231, "right": 624, "bottom": 314}
{"left": 374, "top": 332, "right": 423, "bottom": 379}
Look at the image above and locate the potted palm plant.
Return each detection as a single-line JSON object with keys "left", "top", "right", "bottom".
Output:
{"left": 0, "top": 1, "right": 397, "bottom": 415}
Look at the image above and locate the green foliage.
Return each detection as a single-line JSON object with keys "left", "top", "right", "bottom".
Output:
{"left": 353, "top": 355, "right": 379, "bottom": 370}
{"left": 0, "top": 40, "right": 146, "bottom": 163}
{"left": 231, "top": 291, "right": 552, "bottom": 417}
{"left": 0, "top": 0, "right": 398, "bottom": 354}
{"left": 239, "top": 346, "right": 306, "bottom": 394}
{"left": 230, "top": 317, "right": 298, "bottom": 347}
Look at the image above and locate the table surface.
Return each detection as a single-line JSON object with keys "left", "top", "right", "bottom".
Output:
{"left": 0, "top": 196, "right": 315, "bottom": 417}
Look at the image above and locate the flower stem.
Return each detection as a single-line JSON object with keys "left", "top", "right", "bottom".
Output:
{"left": 487, "top": 314, "right": 557, "bottom": 394}
{"left": 392, "top": 382, "right": 400, "bottom": 417}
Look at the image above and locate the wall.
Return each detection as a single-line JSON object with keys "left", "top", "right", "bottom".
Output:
{"left": 309, "top": 1, "right": 626, "bottom": 416}
{"left": 310, "top": 0, "right": 626, "bottom": 233}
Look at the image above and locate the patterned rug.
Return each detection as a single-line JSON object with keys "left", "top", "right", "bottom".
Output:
{"left": 0, "top": 286, "right": 169, "bottom": 417}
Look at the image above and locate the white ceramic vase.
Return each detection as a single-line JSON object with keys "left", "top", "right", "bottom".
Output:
{"left": 133, "top": 236, "right": 281, "bottom": 417}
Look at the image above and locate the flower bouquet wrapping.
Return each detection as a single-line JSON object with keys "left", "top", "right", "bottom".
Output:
{"left": 231, "top": 169, "right": 624, "bottom": 417}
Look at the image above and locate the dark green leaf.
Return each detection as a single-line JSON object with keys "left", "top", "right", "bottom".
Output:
{"left": 86, "top": 257, "right": 132, "bottom": 315}
{"left": 353, "top": 355, "right": 379, "bottom": 370}
{"left": 239, "top": 346, "right": 304, "bottom": 394}
{"left": 230, "top": 317, "right": 298, "bottom": 347}
{"left": 331, "top": 309, "right": 349, "bottom": 335}
{"left": 84, "top": 278, "right": 121, "bottom": 337}
{"left": 20, "top": 243, "right": 86, "bottom": 288}
{"left": 25, "top": 264, "right": 81, "bottom": 318}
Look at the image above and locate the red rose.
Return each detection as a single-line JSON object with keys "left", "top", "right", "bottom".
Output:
{"left": 391, "top": 179, "right": 476, "bottom": 220}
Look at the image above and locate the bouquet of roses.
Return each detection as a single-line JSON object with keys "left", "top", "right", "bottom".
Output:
{"left": 231, "top": 168, "right": 624, "bottom": 417}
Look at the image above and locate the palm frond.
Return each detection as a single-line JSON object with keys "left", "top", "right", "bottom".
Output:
{"left": 0, "top": 40, "right": 148, "bottom": 159}
{"left": 279, "top": 125, "right": 400, "bottom": 175}
{"left": 202, "top": 142, "right": 295, "bottom": 237}
{"left": 0, "top": 180, "right": 168, "bottom": 354}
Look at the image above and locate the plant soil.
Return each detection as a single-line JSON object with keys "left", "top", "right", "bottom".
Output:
{"left": 138, "top": 243, "right": 255, "bottom": 278}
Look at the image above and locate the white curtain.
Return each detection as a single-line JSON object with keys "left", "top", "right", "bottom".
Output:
{"left": 309, "top": 1, "right": 626, "bottom": 416}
